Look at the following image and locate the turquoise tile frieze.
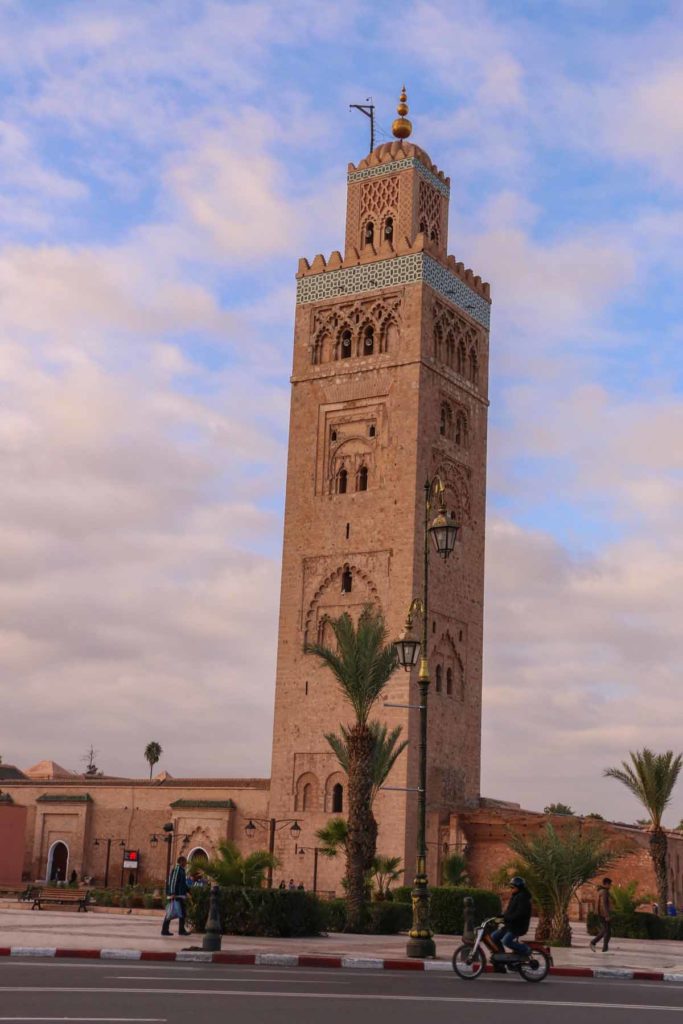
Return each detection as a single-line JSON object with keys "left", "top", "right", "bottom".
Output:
{"left": 347, "top": 158, "right": 450, "bottom": 198}
{"left": 296, "top": 253, "right": 490, "bottom": 329}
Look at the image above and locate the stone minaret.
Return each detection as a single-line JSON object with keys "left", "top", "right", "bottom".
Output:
{"left": 268, "top": 91, "right": 491, "bottom": 891}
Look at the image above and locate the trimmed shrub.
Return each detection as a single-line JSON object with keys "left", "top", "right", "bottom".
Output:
{"left": 322, "top": 897, "right": 411, "bottom": 934}
{"left": 186, "top": 886, "right": 325, "bottom": 937}
{"left": 587, "top": 911, "right": 683, "bottom": 941}
{"left": 392, "top": 885, "right": 501, "bottom": 935}
{"left": 323, "top": 898, "right": 347, "bottom": 933}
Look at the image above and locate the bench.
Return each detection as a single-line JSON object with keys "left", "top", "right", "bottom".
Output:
{"left": 32, "top": 886, "right": 91, "bottom": 912}
{"left": 18, "top": 885, "right": 41, "bottom": 902}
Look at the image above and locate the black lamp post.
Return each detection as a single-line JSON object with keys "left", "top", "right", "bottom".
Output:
{"left": 243, "top": 817, "right": 301, "bottom": 888}
{"left": 149, "top": 822, "right": 176, "bottom": 888}
{"left": 296, "top": 845, "right": 321, "bottom": 893}
{"left": 92, "top": 837, "right": 126, "bottom": 888}
{"left": 394, "top": 476, "right": 458, "bottom": 958}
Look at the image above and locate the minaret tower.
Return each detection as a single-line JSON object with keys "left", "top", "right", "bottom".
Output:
{"left": 268, "top": 91, "right": 491, "bottom": 889}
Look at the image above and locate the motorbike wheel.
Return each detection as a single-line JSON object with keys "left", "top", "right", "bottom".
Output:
{"left": 452, "top": 944, "right": 486, "bottom": 980}
{"left": 519, "top": 950, "right": 550, "bottom": 983}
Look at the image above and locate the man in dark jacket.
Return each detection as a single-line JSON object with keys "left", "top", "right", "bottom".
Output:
{"left": 590, "top": 877, "right": 612, "bottom": 952}
{"left": 161, "top": 855, "right": 189, "bottom": 936}
{"left": 492, "top": 876, "right": 532, "bottom": 957}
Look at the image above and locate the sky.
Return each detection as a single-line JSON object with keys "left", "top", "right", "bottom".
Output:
{"left": 0, "top": 0, "right": 681, "bottom": 826}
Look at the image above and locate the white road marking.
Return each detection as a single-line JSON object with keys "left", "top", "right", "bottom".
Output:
{"left": 114, "top": 975, "right": 348, "bottom": 984}
{"left": 1, "top": 987, "right": 682, "bottom": 1011}
{"left": 0, "top": 1019, "right": 165, "bottom": 1022}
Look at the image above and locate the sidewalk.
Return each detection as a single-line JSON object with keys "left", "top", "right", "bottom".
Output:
{"left": 1, "top": 906, "right": 682, "bottom": 979}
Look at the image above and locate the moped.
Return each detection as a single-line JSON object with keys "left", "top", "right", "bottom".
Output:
{"left": 452, "top": 916, "right": 552, "bottom": 982}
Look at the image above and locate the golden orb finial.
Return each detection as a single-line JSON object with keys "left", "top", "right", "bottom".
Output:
{"left": 392, "top": 84, "right": 412, "bottom": 140}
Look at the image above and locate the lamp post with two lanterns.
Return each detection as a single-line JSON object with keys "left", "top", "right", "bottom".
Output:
{"left": 150, "top": 823, "right": 190, "bottom": 888}
{"left": 244, "top": 817, "right": 301, "bottom": 889}
{"left": 393, "top": 476, "right": 459, "bottom": 959}
{"left": 92, "top": 837, "right": 125, "bottom": 888}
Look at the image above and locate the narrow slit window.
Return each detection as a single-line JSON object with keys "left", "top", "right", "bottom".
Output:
{"left": 340, "top": 330, "right": 352, "bottom": 359}
{"left": 435, "top": 665, "right": 443, "bottom": 693}
{"left": 341, "top": 567, "right": 352, "bottom": 593}
{"left": 337, "top": 468, "right": 348, "bottom": 494}
{"left": 368, "top": 424, "right": 376, "bottom": 437}
{"left": 345, "top": 522, "right": 350, "bottom": 539}
{"left": 363, "top": 326, "right": 374, "bottom": 355}
{"left": 357, "top": 465, "right": 368, "bottom": 492}
{"left": 384, "top": 216, "right": 394, "bottom": 242}
{"left": 364, "top": 222, "right": 374, "bottom": 247}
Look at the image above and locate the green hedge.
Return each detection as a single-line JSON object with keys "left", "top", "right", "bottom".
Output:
{"left": 322, "top": 898, "right": 412, "bottom": 934}
{"left": 392, "top": 886, "right": 501, "bottom": 935}
{"left": 587, "top": 911, "right": 683, "bottom": 941}
{"left": 187, "top": 886, "right": 326, "bottom": 937}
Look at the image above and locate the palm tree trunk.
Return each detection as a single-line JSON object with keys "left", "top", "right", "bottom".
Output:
{"left": 344, "top": 723, "right": 376, "bottom": 932}
{"left": 534, "top": 908, "right": 552, "bottom": 942}
{"left": 650, "top": 828, "right": 669, "bottom": 913}
{"left": 549, "top": 905, "right": 572, "bottom": 946}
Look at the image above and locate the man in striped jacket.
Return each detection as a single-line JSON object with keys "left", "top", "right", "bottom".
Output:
{"left": 161, "top": 856, "right": 189, "bottom": 936}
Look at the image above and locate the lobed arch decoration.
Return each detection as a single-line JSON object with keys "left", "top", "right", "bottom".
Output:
{"left": 433, "top": 630, "right": 465, "bottom": 700}
{"left": 329, "top": 435, "right": 375, "bottom": 495}
{"left": 310, "top": 296, "right": 402, "bottom": 365}
{"left": 295, "top": 771, "right": 320, "bottom": 813}
{"left": 433, "top": 459, "right": 471, "bottom": 525}
{"left": 431, "top": 300, "right": 483, "bottom": 388}
{"left": 303, "top": 564, "right": 381, "bottom": 647}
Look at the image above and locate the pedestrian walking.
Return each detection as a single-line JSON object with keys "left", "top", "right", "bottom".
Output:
{"left": 161, "top": 855, "right": 189, "bottom": 937}
{"left": 590, "top": 877, "right": 613, "bottom": 952}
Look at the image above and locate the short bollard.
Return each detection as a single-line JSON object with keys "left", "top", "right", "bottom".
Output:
{"left": 462, "top": 895, "right": 475, "bottom": 944}
{"left": 202, "top": 884, "right": 222, "bottom": 952}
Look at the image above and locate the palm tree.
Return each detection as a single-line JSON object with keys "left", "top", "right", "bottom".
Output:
{"left": 324, "top": 721, "right": 408, "bottom": 805}
{"left": 604, "top": 748, "right": 682, "bottom": 913}
{"left": 305, "top": 605, "right": 398, "bottom": 931}
{"left": 507, "top": 823, "right": 616, "bottom": 946}
{"left": 200, "top": 840, "right": 278, "bottom": 888}
{"left": 316, "top": 817, "right": 349, "bottom": 859}
{"left": 441, "top": 852, "right": 469, "bottom": 886}
{"left": 144, "top": 741, "right": 163, "bottom": 780}
{"left": 373, "top": 855, "right": 403, "bottom": 900}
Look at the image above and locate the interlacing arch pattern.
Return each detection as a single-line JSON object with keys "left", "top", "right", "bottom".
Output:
{"left": 433, "top": 631, "right": 465, "bottom": 700}
{"left": 360, "top": 175, "right": 400, "bottom": 249}
{"left": 440, "top": 399, "right": 469, "bottom": 448}
{"left": 303, "top": 565, "right": 381, "bottom": 646}
{"left": 433, "top": 459, "right": 471, "bottom": 525}
{"left": 310, "top": 295, "right": 402, "bottom": 365}
{"left": 432, "top": 300, "right": 481, "bottom": 387}
{"left": 418, "top": 180, "right": 442, "bottom": 244}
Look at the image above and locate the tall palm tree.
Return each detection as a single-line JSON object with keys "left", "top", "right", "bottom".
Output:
{"left": 200, "top": 840, "right": 278, "bottom": 888}
{"left": 144, "top": 741, "right": 163, "bottom": 780}
{"left": 306, "top": 605, "right": 398, "bottom": 931}
{"left": 324, "top": 721, "right": 408, "bottom": 805}
{"left": 604, "top": 748, "right": 682, "bottom": 912}
{"left": 441, "top": 852, "right": 469, "bottom": 886}
{"left": 508, "top": 823, "right": 615, "bottom": 946}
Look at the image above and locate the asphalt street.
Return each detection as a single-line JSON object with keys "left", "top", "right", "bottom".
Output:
{"left": 1, "top": 958, "right": 683, "bottom": 1024}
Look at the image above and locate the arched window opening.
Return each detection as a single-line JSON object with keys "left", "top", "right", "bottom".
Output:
{"left": 384, "top": 216, "right": 394, "bottom": 243}
{"left": 469, "top": 348, "right": 478, "bottom": 385}
{"left": 331, "top": 429, "right": 337, "bottom": 442}
{"left": 382, "top": 320, "right": 398, "bottom": 353}
{"left": 419, "top": 220, "right": 427, "bottom": 235}
{"left": 434, "top": 325, "right": 443, "bottom": 362}
{"left": 340, "top": 329, "right": 352, "bottom": 359}
{"left": 446, "top": 668, "right": 453, "bottom": 696}
{"left": 455, "top": 412, "right": 467, "bottom": 447}
{"left": 357, "top": 465, "right": 368, "bottom": 492}
{"left": 368, "top": 424, "right": 376, "bottom": 437}
{"left": 332, "top": 783, "right": 344, "bottom": 813}
{"left": 457, "top": 341, "right": 466, "bottom": 375}
{"left": 364, "top": 221, "right": 374, "bottom": 247}
{"left": 446, "top": 332, "right": 455, "bottom": 369}
{"left": 302, "top": 783, "right": 312, "bottom": 811}
{"left": 435, "top": 665, "right": 443, "bottom": 694}
{"left": 363, "top": 326, "right": 374, "bottom": 355}
{"left": 440, "top": 402, "right": 452, "bottom": 439}
{"left": 341, "top": 566, "right": 352, "bottom": 593}
{"left": 337, "top": 468, "right": 348, "bottom": 494}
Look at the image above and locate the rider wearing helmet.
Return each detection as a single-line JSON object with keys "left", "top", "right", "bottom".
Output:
{"left": 492, "top": 876, "right": 532, "bottom": 962}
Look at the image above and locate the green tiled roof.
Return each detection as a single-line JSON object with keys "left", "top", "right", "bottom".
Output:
{"left": 36, "top": 793, "right": 92, "bottom": 803}
{"left": 169, "top": 799, "right": 235, "bottom": 809}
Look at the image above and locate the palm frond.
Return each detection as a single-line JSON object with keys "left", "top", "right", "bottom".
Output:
{"left": 604, "top": 749, "right": 683, "bottom": 828}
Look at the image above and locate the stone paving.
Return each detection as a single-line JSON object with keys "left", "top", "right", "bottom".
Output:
{"left": 1, "top": 906, "right": 682, "bottom": 973}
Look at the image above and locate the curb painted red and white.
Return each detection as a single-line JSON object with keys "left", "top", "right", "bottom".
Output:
{"left": 0, "top": 946, "right": 681, "bottom": 981}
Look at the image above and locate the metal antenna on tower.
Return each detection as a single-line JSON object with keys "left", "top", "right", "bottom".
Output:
{"left": 349, "top": 98, "right": 375, "bottom": 152}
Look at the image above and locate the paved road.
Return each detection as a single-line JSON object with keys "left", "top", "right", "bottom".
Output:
{"left": 1, "top": 958, "right": 683, "bottom": 1023}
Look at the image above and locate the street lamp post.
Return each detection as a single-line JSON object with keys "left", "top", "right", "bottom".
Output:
{"left": 394, "top": 476, "right": 458, "bottom": 959}
{"left": 296, "top": 845, "right": 321, "bottom": 893}
{"left": 244, "top": 817, "right": 301, "bottom": 888}
{"left": 92, "top": 837, "right": 126, "bottom": 888}
{"left": 149, "top": 822, "right": 182, "bottom": 889}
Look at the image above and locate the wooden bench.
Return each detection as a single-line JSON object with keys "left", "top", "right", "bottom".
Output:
{"left": 32, "top": 887, "right": 91, "bottom": 912}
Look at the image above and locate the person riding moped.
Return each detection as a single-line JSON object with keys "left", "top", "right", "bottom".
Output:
{"left": 491, "top": 876, "right": 532, "bottom": 971}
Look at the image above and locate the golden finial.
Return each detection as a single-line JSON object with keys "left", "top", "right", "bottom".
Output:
{"left": 392, "top": 84, "right": 412, "bottom": 140}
